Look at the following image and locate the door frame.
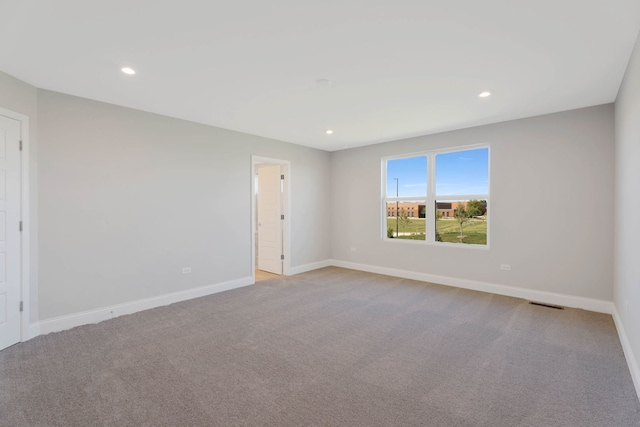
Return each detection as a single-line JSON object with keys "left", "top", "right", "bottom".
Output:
{"left": 0, "top": 106, "right": 31, "bottom": 342}
{"left": 251, "top": 156, "right": 290, "bottom": 282}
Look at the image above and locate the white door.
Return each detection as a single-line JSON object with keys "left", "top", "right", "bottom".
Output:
{"left": 257, "top": 165, "right": 283, "bottom": 274}
{"left": 0, "top": 115, "right": 22, "bottom": 351}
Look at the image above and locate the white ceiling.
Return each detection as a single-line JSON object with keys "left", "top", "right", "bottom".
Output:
{"left": 1, "top": 1, "right": 639, "bottom": 151}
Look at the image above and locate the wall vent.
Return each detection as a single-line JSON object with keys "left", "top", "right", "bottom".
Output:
{"left": 529, "top": 301, "right": 564, "bottom": 310}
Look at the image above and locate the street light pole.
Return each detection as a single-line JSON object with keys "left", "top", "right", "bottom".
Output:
{"left": 394, "top": 178, "right": 399, "bottom": 238}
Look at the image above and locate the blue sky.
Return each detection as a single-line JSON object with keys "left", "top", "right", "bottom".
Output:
{"left": 386, "top": 148, "right": 488, "bottom": 197}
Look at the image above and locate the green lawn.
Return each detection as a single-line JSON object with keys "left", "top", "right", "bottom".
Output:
{"left": 387, "top": 217, "right": 487, "bottom": 245}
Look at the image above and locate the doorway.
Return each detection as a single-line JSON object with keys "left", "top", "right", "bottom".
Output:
{"left": 251, "top": 156, "right": 290, "bottom": 282}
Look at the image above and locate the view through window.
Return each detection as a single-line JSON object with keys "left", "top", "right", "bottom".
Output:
{"left": 383, "top": 147, "right": 489, "bottom": 245}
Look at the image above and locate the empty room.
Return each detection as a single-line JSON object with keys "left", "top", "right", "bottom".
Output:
{"left": 1, "top": 1, "right": 640, "bottom": 425}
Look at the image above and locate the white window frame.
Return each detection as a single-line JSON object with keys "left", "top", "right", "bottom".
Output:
{"left": 382, "top": 144, "right": 490, "bottom": 248}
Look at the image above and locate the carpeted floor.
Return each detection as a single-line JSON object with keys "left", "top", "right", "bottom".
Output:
{"left": 1, "top": 267, "right": 639, "bottom": 426}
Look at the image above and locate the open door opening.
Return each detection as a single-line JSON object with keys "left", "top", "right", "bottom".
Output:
{"left": 252, "top": 157, "right": 289, "bottom": 282}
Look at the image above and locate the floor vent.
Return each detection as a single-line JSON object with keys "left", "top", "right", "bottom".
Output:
{"left": 529, "top": 301, "right": 565, "bottom": 310}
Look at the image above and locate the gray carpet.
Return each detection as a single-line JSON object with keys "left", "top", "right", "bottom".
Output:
{"left": 1, "top": 267, "right": 639, "bottom": 426}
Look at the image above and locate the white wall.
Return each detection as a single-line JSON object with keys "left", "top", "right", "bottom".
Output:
{"left": 35, "top": 89, "right": 331, "bottom": 321}
{"left": 331, "top": 105, "right": 614, "bottom": 302}
{"left": 614, "top": 32, "right": 640, "bottom": 391}
{"left": 0, "top": 71, "right": 39, "bottom": 324}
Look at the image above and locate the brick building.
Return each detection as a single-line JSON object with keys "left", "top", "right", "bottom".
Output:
{"left": 386, "top": 201, "right": 469, "bottom": 218}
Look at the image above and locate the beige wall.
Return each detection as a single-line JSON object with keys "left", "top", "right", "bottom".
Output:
{"left": 35, "top": 89, "right": 332, "bottom": 320}
{"left": 331, "top": 104, "right": 615, "bottom": 301}
{"left": 0, "top": 73, "right": 332, "bottom": 323}
{"left": 614, "top": 30, "right": 640, "bottom": 389}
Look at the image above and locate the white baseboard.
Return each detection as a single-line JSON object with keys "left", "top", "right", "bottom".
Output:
{"left": 612, "top": 306, "right": 640, "bottom": 402}
{"left": 329, "top": 259, "right": 614, "bottom": 314}
{"left": 289, "top": 259, "right": 333, "bottom": 275}
{"left": 26, "top": 323, "right": 41, "bottom": 340}
{"left": 35, "top": 276, "right": 254, "bottom": 336}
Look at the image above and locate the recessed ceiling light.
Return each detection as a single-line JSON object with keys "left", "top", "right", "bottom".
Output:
{"left": 326, "top": 129, "right": 334, "bottom": 135}
{"left": 121, "top": 67, "right": 136, "bottom": 75}
{"left": 316, "top": 79, "right": 332, "bottom": 87}
{"left": 478, "top": 91, "right": 491, "bottom": 98}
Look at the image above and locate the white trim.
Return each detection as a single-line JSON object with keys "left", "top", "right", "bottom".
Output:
{"left": 0, "top": 107, "right": 31, "bottom": 344}
{"left": 612, "top": 306, "right": 640, "bottom": 402}
{"left": 329, "top": 259, "right": 613, "bottom": 314}
{"left": 251, "top": 156, "right": 291, "bottom": 281}
{"left": 289, "top": 259, "right": 333, "bottom": 275}
{"left": 381, "top": 143, "right": 489, "bottom": 162}
{"left": 27, "top": 323, "right": 40, "bottom": 340}
{"left": 35, "top": 276, "right": 253, "bottom": 336}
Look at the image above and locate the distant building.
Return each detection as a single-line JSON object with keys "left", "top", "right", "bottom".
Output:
{"left": 386, "top": 201, "right": 473, "bottom": 218}
{"left": 435, "top": 201, "right": 467, "bottom": 218}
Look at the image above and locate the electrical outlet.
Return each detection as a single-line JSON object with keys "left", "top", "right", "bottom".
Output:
{"left": 500, "top": 264, "right": 511, "bottom": 271}
{"left": 350, "top": 247, "right": 357, "bottom": 252}
{"left": 182, "top": 267, "right": 192, "bottom": 274}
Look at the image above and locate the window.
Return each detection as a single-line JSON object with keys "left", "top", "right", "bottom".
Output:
{"left": 384, "top": 156, "right": 427, "bottom": 240}
{"left": 383, "top": 146, "right": 489, "bottom": 246}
